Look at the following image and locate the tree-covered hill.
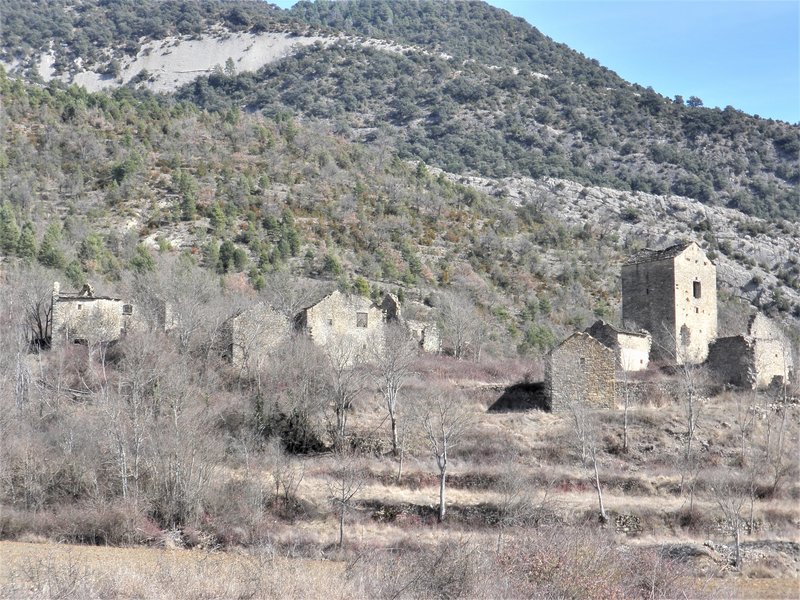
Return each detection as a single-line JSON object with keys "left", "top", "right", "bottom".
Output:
{"left": 3, "top": 0, "right": 798, "bottom": 220}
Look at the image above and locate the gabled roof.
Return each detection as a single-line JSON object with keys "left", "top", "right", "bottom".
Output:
{"left": 549, "top": 331, "right": 613, "bottom": 356}
{"left": 624, "top": 241, "right": 696, "bottom": 266}
{"left": 587, "top": 319, "right": 650, "bottom": 338}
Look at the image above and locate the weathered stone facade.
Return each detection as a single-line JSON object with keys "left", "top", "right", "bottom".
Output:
{"left": 545, "top": 333, "right": 616, "bottom": 412}
{"left": 585, "top": 320, "right": 651, "bottom": 372}
{"left": 406, "top": 319, "right": 441, "bottom": 353}
{"left": 296, "top": 290, "right": 386, "bottom": 353}
{"left": 622, "top": 241, "right": 717, "bottom": 365}
{"left": 221, "top": 303, "right": 291, "bottom": 370}
{"left": 707, "top": 313, "right": 794, "bottom": 389}
{"left": 381, "top": 293, "right": 441, "bottom": 353}
{"left": 50, "top": 282, "right": 134, "bottom": 346}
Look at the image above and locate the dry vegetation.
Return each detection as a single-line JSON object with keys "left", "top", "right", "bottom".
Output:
{"left": 1, "top": 262, "right": 798, "bottom": 599}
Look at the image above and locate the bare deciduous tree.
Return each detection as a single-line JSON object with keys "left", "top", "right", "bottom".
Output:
{"left": 327, "top": 450, "right": 366, "bottom": 548}
{"left": 439, "top": 292, "right": 486, "bottom": 360}
{"left": 568, "top": 400, "right": 608, "bottom": 523}
{"left": 324, "top": 337, "right": 368, "bottom": 450}
{"left": 710, "top": 473, "right": 749, "bottom": 570}
{"left": 372, "top": 323, "right": 418, "bottom": 456}
{"left": 416, "top": 391, "right": 473, "bottom": 522}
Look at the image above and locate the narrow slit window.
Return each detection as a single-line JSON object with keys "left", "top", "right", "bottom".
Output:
{"left": 693, "top": 281, "right": 701, "bottom": 299}
{"left": 356, "top": 312, "right": 368, "bottom": 328}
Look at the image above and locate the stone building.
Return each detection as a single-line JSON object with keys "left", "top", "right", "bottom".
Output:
{"left": 622, "top": 241, "right": 717, "bottom": 365}
{"left": 585, "top": 320, "right": 651, "bottom": 372}
{"left": 295, "top": 289, "right": 386, "bottom": 352}
{"left": 707, "top": 313, "right": 794, "bottom": 389}
{"left": 50, "top": 282, "right": 135, "bottom": 346}
{"left": 545, "top": 333, "right": 616, "bottom": 412}
{"left": 221, "top": 303, "right": 291, "bottom": 370}
{"left": 380, "top": 293, "right": 441, "bottom": 353}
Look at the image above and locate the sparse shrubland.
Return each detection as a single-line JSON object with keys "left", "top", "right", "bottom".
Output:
{"left": 0, "top": 1, "right": 799, "bottom": 597}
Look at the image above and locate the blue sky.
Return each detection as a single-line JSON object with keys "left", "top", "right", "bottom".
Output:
{"left": 491, "top": 1, "right": 799, "bottom": 124}
{"left": 273, "top": 1, "right": 799, "bottom": 123}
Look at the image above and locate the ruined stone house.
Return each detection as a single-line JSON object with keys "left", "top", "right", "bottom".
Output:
{"left": 622, "top": 241, "right": 717, "bottom": 365}
{"left": 380, "top": 293, "right": 441, "bottom": 353}
{"left": 707, "top": 313, "right": 794, "bottom": 389}
{"left": 220, "top": 303, "right": 291, "bottom": 370}
{"left": 295, "top": 289, "right": 386, "bottom": 353}
{"left": 585, "top": 320, "right": 651, "bottom": 372}
{"left": 50, "top": 282, "right": 135, "bottom": 346}
{"left": 545, "top": 332, "right": 616, "bottom": 412}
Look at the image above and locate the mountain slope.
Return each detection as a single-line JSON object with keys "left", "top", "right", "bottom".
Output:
{"left": 2, "top": 0, "right": 798, "bottom": 221}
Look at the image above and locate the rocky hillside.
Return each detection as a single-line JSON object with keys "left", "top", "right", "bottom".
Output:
{"left": 2, "top": 0, "right": 798, "bottom": 221}
{"left": 1, "top": 69, "right": 798, "bottom": 354}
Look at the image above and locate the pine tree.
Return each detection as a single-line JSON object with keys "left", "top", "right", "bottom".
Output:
{"left": 130, "top": 244, "right": 156, "bottom": 274}
{"left": 16, "top": 222, "right": 37, "bottom": 260}
{"left": 0, "top": 203, "right": 20, "bottom": 255}
{"left": 37, "top": 223, "right": 65, "bottom": 268}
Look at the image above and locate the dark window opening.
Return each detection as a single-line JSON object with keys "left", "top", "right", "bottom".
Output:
{"left": 356, "top": 312, "right": 368, "bottom": 328}
{"left": 327, "top": 319, "right": 333, "bottom": 326}
{"left": 693, "top": 281, "right": 701, "bottom": 298}
{"left": 77, "top": 304, "right": 82, "bottom": 310}
{"left": 122, "top": 304, "right": 133, "bottom": 315}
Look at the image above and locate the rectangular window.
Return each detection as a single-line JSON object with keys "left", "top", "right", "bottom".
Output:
{"left": 356, "top": 312, "right": 368, "bottom": 328}
{"left": 693, "top": 281, "right": 701, "bottom": 299}
{"left": 122, "top": 304, "right": 133, "bottom": 315}
{"left": 77, "top": 304, "right": 82, "bottom": 310}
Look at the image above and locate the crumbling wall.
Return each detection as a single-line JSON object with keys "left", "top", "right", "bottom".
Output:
{"left": 706, "top": 336, "right": 754, "bottom": 388}
{"left": 300, "top": 290, "right": 385, "bottom": 353}
{"left": 51, "top": 282, "right": 131, "bottom": 345}
{"left": 545, "top": 333, "right": 615, "bottom": 412}
{"left": 585, "top": 320, "right": 650, "bottom": 372}
{"left": 407, "top": 319, "right": 441, "bottom": 353}
{"left": 225, "top": 304, "right": 291, "bottom": 369}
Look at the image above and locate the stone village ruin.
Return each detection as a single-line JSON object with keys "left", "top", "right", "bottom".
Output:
{"left": 544, "top": 241, "right": 794, "bottom": 412}
{"left": 43, "top": 241, "right": 793, "bottom": 411}
{"left": 49, "top": 281, "right": 441, "bottom": 369}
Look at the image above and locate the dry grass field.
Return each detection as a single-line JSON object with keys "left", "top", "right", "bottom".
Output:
{"left": 1, "top": 348, "right": 797, "bottom": 598}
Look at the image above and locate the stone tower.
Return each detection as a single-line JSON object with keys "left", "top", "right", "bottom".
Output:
{"left": 621, "top": 241, "right": 716, "bottom": 365}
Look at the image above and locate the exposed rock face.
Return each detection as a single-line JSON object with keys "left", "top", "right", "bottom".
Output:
{"left": 622, "top": 242, "right": 717, "bottom": 365}
{"left": 545, "top": 332, "right": 616, "bottom": 412}
{"left": 25, "top": 31, "right": 328, "bottom": 93}
{"left": 442, "top": 171, "right": 800, "bottom": 326}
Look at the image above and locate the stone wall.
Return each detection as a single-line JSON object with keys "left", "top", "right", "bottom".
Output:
{"left": 223, "top": 304, "right": 291, "bottom": 370}
{"left": 622, "top": 242, "right": 716, "bottom": 365}
{"left": 51, "top": 282, "right": 132, "bottom": 345}
{"left": 617, "top": 331, "right": 651, "bottom": 372}
{"left": 545, "top": 333, "right": 615, "bottom": 412}
{"left": 622, "top": 259, "right": 675, "bottom": 359}
{"left": 707, "top": 313, "right": 794, "bottom": 389}
{"left": 407, "top": 319, "right": 441, "bottom": 353}
{"left": 585, "top": 320, "right": 650, "bottom": 372}
{"left": 672, "top": 243, "right": 717, "bottom": 364}
{"left": 707, "top": 336, "right": 754, "bottom": 388}
{"left": 298, "top": 290, "right": 385, "bottom": 354}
